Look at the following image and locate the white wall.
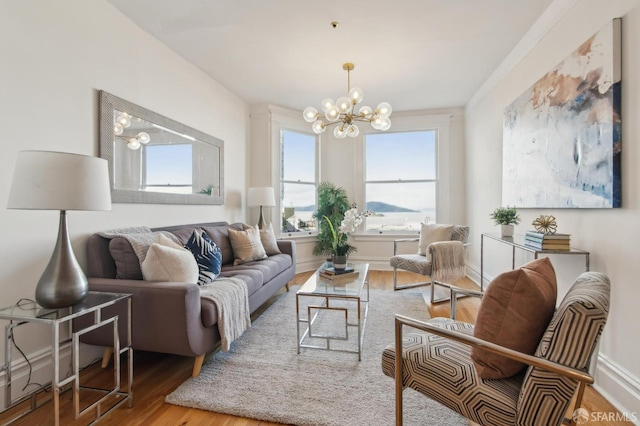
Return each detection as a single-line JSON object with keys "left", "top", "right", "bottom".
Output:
{"left": 465, "top": 0, "right": 640, "bottom": 416}
{"left": 0, "top": 0, "right": 249, "bottom": 405}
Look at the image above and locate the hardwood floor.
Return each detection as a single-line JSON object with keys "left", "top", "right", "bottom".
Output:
{"left": 0, "top": 270, "right": 629, "bottom": 425}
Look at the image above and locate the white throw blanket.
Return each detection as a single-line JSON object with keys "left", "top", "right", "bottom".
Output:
{"left": 200, "top": 277, "right": 251, "bottom": 351}
{"left": 97, "top": 226, "right": 181, "bottom": 264}
{"left": 429, "top": 240, "right": 466, "bottom": 283}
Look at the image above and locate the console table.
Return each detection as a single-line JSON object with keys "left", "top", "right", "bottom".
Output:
{"left": 480, "top": 233, "right": 590, "bottom": 291}
{"left": 0, "top": 292, "right": 132, "bottom": 425}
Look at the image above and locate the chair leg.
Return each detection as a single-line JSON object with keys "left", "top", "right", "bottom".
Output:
{"left": 192, "top": 354, "right": 205, "bottom": 377}
{"left": 393, "top": 267, "right": 430, "bottom": 291}
{"left": 101, "top": 347, "right": 113, "bottom": 368}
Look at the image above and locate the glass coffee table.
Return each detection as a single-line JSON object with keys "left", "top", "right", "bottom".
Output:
{"left": 296, "top": 263, "right": 369, "bottom": 360}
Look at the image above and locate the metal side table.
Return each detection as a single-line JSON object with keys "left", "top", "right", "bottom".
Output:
{"left": 0, "top": 291, "right": 133, "bottom": 425}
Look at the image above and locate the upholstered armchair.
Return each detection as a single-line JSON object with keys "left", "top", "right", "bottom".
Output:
{"left": 382, "top": 262, "right": 610, "bottom": 426}
{"left": 390, "top": 224, "right": 470, "bottom": 303}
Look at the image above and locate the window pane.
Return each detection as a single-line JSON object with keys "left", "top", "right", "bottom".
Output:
{"left": 281, "top": 182, "right": 316, "bottom": 232}
{"left": 145, "top": 144, "right": 193, "bottom": 194}
{"left": 366, "top": 131, "right": 436, "bottom": 181}
{"left": 282, "top": 130, "right": 315, "bottom": 182}
{"left": 366, "top": 182, "right": 436, "bottom": 231}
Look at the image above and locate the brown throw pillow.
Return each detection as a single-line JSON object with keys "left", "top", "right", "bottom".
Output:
{"left": 259, "top": 223, "right": 281, "bottom": 255}
{"left": 471, "top": 257, "right": 557, "bottom": 379}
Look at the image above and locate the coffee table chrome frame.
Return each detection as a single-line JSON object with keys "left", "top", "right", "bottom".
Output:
{"left": 296, "top": 267, "right": 369, "bottom": 361}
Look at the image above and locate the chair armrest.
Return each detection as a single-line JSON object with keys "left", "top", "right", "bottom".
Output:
{"left": 394, "top": 314, "right": 593, "bottom": 385}
{"left": 393, "top": 238, "right": 420, "bottom": 255}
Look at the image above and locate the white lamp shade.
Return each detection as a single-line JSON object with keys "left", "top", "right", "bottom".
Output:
{"left": 7, "top": 151, "right": 112, "bottom": 211}
{"left": 247, "top": 187, "right": 276, "bottom": 207}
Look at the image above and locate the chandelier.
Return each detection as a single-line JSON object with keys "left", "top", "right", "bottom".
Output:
{"left": 303, "top": 63, "right": 392, "bottom": 138}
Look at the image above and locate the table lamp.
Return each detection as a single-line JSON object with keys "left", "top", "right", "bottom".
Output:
{"left": 7, "top": 151, "right": 112, "bottom": 308}
{"left": 247, "top": 187, "right": 275, "bottom": 229}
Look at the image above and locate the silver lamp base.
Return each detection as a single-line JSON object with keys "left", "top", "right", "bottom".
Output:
{"left": 35, "top": 210, "right": 88, "bottom": 309}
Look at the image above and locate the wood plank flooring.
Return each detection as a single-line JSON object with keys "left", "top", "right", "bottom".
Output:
{"left": 0, "top": 270, "right": 629, "bottom": 425}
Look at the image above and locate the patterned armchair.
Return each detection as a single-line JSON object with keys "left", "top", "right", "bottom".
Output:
{"left": 382, "top": 271, "right": 610, "bottom": 426}
{"left": 390, "top": 224, "right": 470, "bottom": 303}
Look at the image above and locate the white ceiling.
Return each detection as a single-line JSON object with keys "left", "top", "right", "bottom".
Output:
{"left": 106, "top": 0, "right": 555, "bottom": 112}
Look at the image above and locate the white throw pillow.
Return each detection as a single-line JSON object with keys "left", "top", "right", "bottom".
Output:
{"left": 259, "top": 223, "right": 281, "bottom": 256}
{"left": 141, "top": 235, "right": 199, "bottom": 282}
{"left": 417, "top": 223, "right": 455, "bottom": 258}
{"left": 228, "top": 225, "right": 267, "bottom": 265}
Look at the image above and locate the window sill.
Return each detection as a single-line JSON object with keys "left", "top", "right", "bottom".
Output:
{"left": 353, "top": 232, "right": 420, "bottom": 242}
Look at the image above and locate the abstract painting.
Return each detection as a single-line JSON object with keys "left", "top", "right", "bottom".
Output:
{"left": 502, "top": 19, "right": 621, "bottom": 208}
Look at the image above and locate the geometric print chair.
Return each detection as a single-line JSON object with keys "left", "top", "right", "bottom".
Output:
{"left": 381, "top": 271, "right": 610, "bottom": 426}
{"left": 390, "top": 224, "right": 469, "bottom": 304}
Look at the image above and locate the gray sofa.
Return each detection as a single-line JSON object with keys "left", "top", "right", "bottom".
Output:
{"left": 80, "top": 221, "right": 296, "bottom": 376}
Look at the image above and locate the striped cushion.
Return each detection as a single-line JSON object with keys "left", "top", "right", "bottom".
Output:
{"left": 516, "top": 272, "right": 610, "bottom": 426}
{"left": 382, "top": 318, "right": 522, "bottom": 426}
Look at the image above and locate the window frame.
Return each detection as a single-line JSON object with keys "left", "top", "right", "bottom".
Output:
{"left": 354, "top": 113, "right": 453, "bottom": 236}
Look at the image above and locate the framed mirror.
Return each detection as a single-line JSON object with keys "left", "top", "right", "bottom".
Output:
{"left": 99, "top": 90, "right": 224, "bottom": 205}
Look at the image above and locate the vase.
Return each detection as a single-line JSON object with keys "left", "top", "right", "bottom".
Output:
{"left": 332, "top": 255, "right": 348, "bottom": 271}
{"left": 500, "top": 224, "right": 514, "bottom": 237}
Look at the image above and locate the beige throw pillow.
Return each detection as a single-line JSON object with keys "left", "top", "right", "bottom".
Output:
{"left": 228, "top": 225, "right": 267, "bottom": 265}
{"left": 259, "top": 223, "right": 281, "bottom": 255}
{"left": 141, "top": 235, "right": 199, "bottom": 283}
{"left": 417, "top": 223, "right": 454, "bottom": 257}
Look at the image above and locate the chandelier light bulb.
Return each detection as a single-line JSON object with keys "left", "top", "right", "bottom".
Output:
{"left": 137, "top": 132, "right": 151, "bottom": 144}
{"left": 358, "top": 105, "right": 372, "bottom": 117}
{"left": 127, "top": 139, "right": 141, "bottom": 150}
{"left": 334, "top": 125, "right": 347, "bottom": 139}
{"left": 325, "top": 106, "right": 340, "bottom": 122}
{"left": 376, "top": 102, "right": 392, "bottom": 117}
{"left": 312, "top": 119, "right": 326, "bottom": 134}
{"left": 347, "top": 124, "right": 360, "bottom": 137}
{"left": 379, "top": 116, "right": 392, "bottom": 131}
{"left": 348, "top": 87, "right": 364, "bottom": 104}
{"left": 116, "top": 113, "right": 131, "bottom": 128}
{"left": 114, "top": 123, "right": 124, "bottom": 136}
{"left": 303, "top": 107, "right": 319, "bottom": 123}
{"left": 371, "top": 114, "right": 384, "bottom": 130}
{"left": 336, "top": 96, "right": 352, "bottom": 114}
{"left": 321, "top": 98, "right": 335, "bottom": 112}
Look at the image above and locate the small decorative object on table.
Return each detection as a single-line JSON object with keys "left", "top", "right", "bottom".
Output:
{"left": 532, "top": 214, "right": 558, "bottom": 234}
{"left": 489, "top": 206, "right": 520, "bottom": 237}
{"left": 323, "top": 206, "right": 371, "bottom": 270}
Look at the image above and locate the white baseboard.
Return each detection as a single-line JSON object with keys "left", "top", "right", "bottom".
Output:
{"left": 594, "top": 354, "right": 640, "bottom": 424}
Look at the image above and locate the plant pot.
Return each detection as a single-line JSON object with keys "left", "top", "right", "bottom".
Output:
{"left": 332, "top": 255, "right": 348, "bottom": 271}
{"left": 500, "top": 224, "right": 514, "bottom": 237}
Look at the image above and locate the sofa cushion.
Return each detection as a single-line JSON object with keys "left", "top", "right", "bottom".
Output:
{"left": 472, "top": 257, "right": 557, "bottom": 379}
{"left": 418, "top": 223, "right": 454, "bottom": 257}
{"left": 201, "top": 223, "right": 245, "bottom": 265}
{"left": 184, "top": 230, "right": 222, "bottom": 285}
{"left": 141, "top": 235, "right": 199, "bottom": 283}
{"left": 109, "top": 237, "right": 143, "bottom": 280}
{"left": 260, "top": 223, "right": 281, "bottom": 255}
{"left": 228, "top": 226, "right": 267, "bottom": 265}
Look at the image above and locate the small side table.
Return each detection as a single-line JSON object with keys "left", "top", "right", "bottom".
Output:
{"left": 0, "top": 291, "right": 133, "bottom": 425}
{"left": 480, "top": 233, "right": 590, "bottom": 290}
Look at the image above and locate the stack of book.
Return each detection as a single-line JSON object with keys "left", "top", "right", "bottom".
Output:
{"left": 524, "top": 231, "right": 571, "bottom": 251}
{"left": 319, "top": 267, "right": 359, "bottom": 284}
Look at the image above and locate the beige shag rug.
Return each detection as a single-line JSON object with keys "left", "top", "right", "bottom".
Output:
{"left": 166, "top": 287, "right": 466, "bottom": 426}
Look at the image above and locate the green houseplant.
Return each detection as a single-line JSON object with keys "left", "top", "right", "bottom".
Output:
{"left": 490, "top": 206, "right": 521, "bottom": 237}
{"left": 312, "top": 182, "right": 352, "bottom": 258}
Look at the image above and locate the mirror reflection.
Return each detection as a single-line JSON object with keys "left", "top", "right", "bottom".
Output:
{"left": 99, "top": 91, "right": 224, "bottom": 205}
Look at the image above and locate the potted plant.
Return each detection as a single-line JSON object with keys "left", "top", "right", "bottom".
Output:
{"left": 322, "top": 207, "right": 370, "bottom": 270}
{"left": 313, "top": 182, "right": 351, "bottom": 258}
{"left": 490, "top": 206, "right": 521, "bottom": 237}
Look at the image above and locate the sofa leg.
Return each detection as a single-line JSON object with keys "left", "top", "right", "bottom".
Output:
{"left": 285, "top": 283, "right": 290, "bottom": 292}
{"left": 192, "top": 354, "right": 205, "bottom": 377}
{"left": 101, "top": 347, "right": 113, "bottom": 368}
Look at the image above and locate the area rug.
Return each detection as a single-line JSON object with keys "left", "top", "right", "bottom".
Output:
{"left": 165, "top": 287, "right": 466, "bottom": 426}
